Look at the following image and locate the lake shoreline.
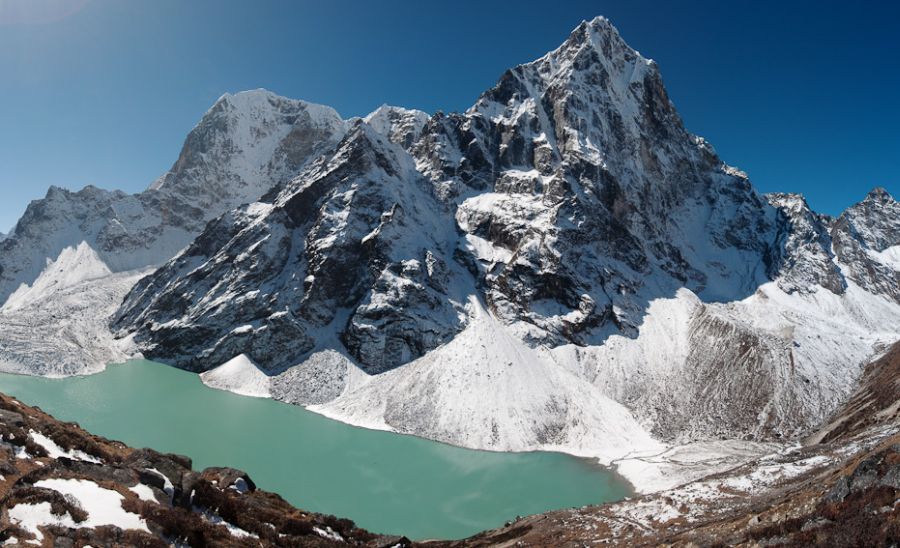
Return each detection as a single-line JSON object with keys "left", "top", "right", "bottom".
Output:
{"left": 0, "top": 359, "right": 633, "bottom": 540}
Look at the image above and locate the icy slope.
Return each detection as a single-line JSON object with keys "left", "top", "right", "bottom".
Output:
{"left": 311, "top": 296, "right": 664, "bottom": 463}
{"left": 0, "top": 243, "right": 150, "bottom": 376}
{"left": 3, "top": 242, "right": 112, "bottom": 312}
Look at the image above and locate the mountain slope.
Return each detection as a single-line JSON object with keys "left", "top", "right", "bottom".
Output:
{"left": 440, "top": 342, "right": 900, "bottom": 547}
{"left": 113, "top": 122, "right": 467, "bottom": 375}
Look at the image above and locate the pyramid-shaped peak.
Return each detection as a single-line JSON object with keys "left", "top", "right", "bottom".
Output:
{"left": 864, "top": 186, "right": 895, "bottom": 204}
{"left": 584, "top": 15, "right": 615, "bottom": 33}
{"left": 560, "top": 15, "right": 646, "bottom": 60}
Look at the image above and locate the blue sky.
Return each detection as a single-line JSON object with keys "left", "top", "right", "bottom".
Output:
{"left": 0, "top": 0, "right": 897, "bottom": 233}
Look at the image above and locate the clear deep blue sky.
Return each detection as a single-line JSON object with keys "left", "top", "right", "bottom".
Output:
{"left": 1, "top": 0, "right": 897, "bottom": 233}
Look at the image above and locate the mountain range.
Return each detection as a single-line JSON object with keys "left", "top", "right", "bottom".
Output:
{"left": 0, "top": 15, "right": 897, "bottom": 495}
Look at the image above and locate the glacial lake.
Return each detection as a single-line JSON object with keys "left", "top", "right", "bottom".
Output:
{"left": 0, "top": 359, "right": 632, "bottom": 540}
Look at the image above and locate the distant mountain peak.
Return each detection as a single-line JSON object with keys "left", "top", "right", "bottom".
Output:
{"left": 363, "top": 104, "right": 430, "bottom": 149}
{"left": 863, "top": 186, "right": 895, "bottom": 204}
{"left": 556, "top": 14, "right": 653, "bottom": 71}
{"left": 148, "top": 87, "right": 347, "bottom": 204}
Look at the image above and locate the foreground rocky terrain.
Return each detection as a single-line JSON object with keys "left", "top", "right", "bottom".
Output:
{"left": 0, "top": 392, "right": 410, "bottom": 547}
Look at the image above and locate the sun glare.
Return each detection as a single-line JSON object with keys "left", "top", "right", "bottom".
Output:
{"left": 0, "top": 0, "right": 90, "bottom": 25}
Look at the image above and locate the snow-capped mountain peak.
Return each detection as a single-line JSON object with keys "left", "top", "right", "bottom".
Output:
{"left": 362, "top": 104, "right": 430, "bottom": 150}
{"left": 0, "top": 89, "right": 350, "bottom": 308}
{"left": 149, "top": 88, "right": 347, "bottom": 207}
{"left": 863, "top": 185, "right": 894, "bottom": 203}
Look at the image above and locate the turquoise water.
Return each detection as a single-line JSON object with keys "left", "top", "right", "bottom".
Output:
{"left": 0, "top": 360, "right": 631, "bottom": 540}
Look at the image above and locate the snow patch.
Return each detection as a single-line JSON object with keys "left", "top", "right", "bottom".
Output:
{"left": 28, "top": 430, "right": 102, "bottom": 463}
{"left": 200, "top": 354, "right": 271, "bottom": 398}
{"left": 145, "top": 468, "right": 175, "bottom": 501}
{"left": 128, "top": 483, "right": 158, "bottom": 503}
{"left": 313, "top": 526, "right": 344, "bottom": 542}
{"left": 196, "top": 507, "right": 258, "bottom": 539}
{"left": 16, "top": 479, "right": 150, "bottom": 537}
{"left": 868, "top": 245, "right": 900, "bottom": 271}
{"left": 8, "top": 502, "right": 77, "bottom": 543}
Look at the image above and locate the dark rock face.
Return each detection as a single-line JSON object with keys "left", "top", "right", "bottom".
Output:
{"left": 343, "top": 251, "right": 461, "bottom": 373}
{"left": 766, "top": 193, "right": 846, "bottom": 295}
{"left": 113, "top": 124, "right": 466, "bottom": 374}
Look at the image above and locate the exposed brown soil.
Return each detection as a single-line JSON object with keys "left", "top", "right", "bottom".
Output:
{"left": 812, "top": 341, "right": 900, "bottom": 445}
